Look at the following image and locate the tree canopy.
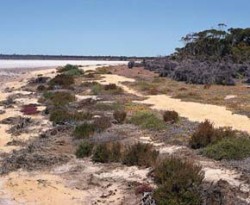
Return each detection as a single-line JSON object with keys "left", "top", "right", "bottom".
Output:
{"left": 175, "top": 25, "right": 250, "bottom": 62}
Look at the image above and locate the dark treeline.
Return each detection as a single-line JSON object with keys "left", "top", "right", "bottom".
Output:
{"left": 174, "top": 25, "right": 250, "bottom": 62}
{"left": 144, "top": 25, "right": 250, "bottom": 85}
{"left": 0, "top": 54, "right": 153, "bottom": 61}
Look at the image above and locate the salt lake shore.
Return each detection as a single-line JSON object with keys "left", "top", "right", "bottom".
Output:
{"left": 0, "top": 61, "right": 249, "bottom": 205}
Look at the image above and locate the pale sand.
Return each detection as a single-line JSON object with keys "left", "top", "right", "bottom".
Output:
{"left": 96, "top": 74, "right": 250, "bottom": 134}
{"left": 1, "top": 172, "right": 87, "bottom": 205}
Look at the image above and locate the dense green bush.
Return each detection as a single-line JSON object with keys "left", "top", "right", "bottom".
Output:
{"left": 113, "top": 110, "right": 127, "bottom": 123}
{"left": 122, "top": 143, "right": 159, "bottom": 167}
{"left": 57, "top": 64, "right": 83, "bottom": 76}
{"left": 73, "top": 123, "right": 95, "bottom": 139}
{"left": 189, "top": 120, "right": 236, "bottom": 149}
{"left": 129, "top": 111, "right": 166, "bottom": 130}
{"left": 201, "top": 137, "right": 250, "bottom": 160}
{"left": 75, "top": 141, "right": 94, "bottom": 158}
{"left": 49, "top": 74, "right": 74, "bottom": 89}
{"left": 153, "top": 157, "right": 204, "bottom": 205}
{"left": 163, "top": 110, "right": 179, "bottom": 123}
{"left": 92, "top": 142, "right": 122, "bottom": 163}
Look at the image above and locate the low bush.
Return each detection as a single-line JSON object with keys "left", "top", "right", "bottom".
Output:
{"left": 49, "top": 74, "right": 74, "bottom": 89}
{"left": 37, "top": 85, "right": 46, "bottom": 92}
{"left": 92, "top": 142, "right": 122, "bottom": 163}
{"left": 163, "top": 110, "right": 179, "bottom": 123}
{"left": 43, "top": 91, "right": 53, "bottom": 99}
{"left": 189, "top": 120, "right": 236, "bottom": 149}
{"left": 49, "top": 92, "right": 76, "bottom": 106}
{"left": 50, "top": 109, "right": 92, "bottom": 124}
{"left": 96, "top": 67, "right": 111, "bottom": 74}
{"left": 75, "top": 141, "right": 94, "bottom": 158}
{"left": 129, "top": 111, "right": 166, "bottom": 130}
{"left": 93, "top": 116, "right": 112, "bottom": 132}
{"left": 21, "top": 104, "right": 39, "bottom": 115}
{"left": 201, "top": 137, "right": 250, "bottom": 160}
{"left": 73, "top": 123, "right": 95, "bottom": 139}
{"left": 95, "top": 102, "right": 123, "bottom": 111}
{"left": 104, "top": 83, "right": 118, "bottom": 90}
{"left": 135, "top": 183, "right": 154, "bottom": 195}
{"left": 122, "top": 143, "right": 159, "bottom": 167}
{"left": 49, "top": 108, "right": 70, "bottom": 124}
{"left": 153, "top": 157, "right": 204, "bottom": 205}
{"left": 113, "top": 110, "right": 127, "bottom": 123}
{"left": 91, "top": 83, "right": 103, "bottom": 95}
{"left": 57, "top": 64, "right": 83, "bottom": 76}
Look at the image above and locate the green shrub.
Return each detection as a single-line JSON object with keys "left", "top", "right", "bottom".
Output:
{"left": 163, "top": 110, "right": 179, "bottom": 123}
{"left": 113, "top": 110, "right": 127, "bottom": 123}
{"left": 95, "top": 102, "right": 123, "bottom": 111}
{"left": 130, "top": 111, "right": 166, "bottom": 130}
{"left": 75, "top": 141, "right": 94, "bottom": 158}
{"left": 50, "top": 109, "right": 92, "bottom": 124}
{"left": 190, "top": 120, "right": 236, "bottom": 149}
{"left": 92, "top": 142, "right": 122, "bottom": 163}
{"left": 43, "top": 91, "right": 53, "bottom": 99}
{"left": 49, "top": 74, "right": 74, "bottom": 89}
{"left": 57, "top": 64, "right": 83, "bottom": 76}
{"left": 64, "top": 68, "right": 83, "bottom": 76}
{"left": 58, "top": 64, "right": 79, "bottom": 73}
{"left": 122, "top": 143, "right": 159, "bottom": 167}
{"left": 153, "top": 157, "right": 204, "bottom": 205}
{"left": 50, "top": 108, "right": 71, "bottom": 124}
{"left": 91, "top": 83, "right": 103, "bottom": 95}
{"left": 73, "top": 123, "right": 95, "bottom": 139}
{"left": 50, "top": 92, "right": 76, "bottom": 106}
{"left": 201, "top": 137, "right": 250, "bottom": 160}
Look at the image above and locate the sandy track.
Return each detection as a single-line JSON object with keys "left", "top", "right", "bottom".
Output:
{"left": 97, "top": 74, "right": 250, "bottom": 134}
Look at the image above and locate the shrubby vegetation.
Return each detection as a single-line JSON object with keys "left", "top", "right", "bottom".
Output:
{"left": 49, "top": 74, "right": 74, "bottom": 89}
{"left": 113, "top": 110, "right": 127, "bottom": 123}
{"left": 163, "top": 110, "right": 179, "bottom": 123}
{"left": 50, "top": 108, "right": 92, "bottom": 124}
{"left": 190, "top": 120, "right": 250, "bottom": 160}
{"left": 122, "top": 143, "right": 159, "bottom": 167}
{"left": 75, "top": 141, "right": 94, "bottom": 158}
{"left": 92, "top": 142, "right": 122, "bottom": 163}
{"left": 153, "top": 157, "right": 204, "bottom": 205}
{"left": 201, "top": 137, "right": 250, "bottom": 160}
{"left": 57, "top": 64, "right": 84, "bottom": 76}
{"left": 129, "top": 111, "right": 166, "bottom": 130}
{"left": 21, "top": 104, "right": 39, "bottom": 115}
{"left": 73, "top": 123, "right": 95, "bottom": 139}
{"left": 189, "top": 120, "right": 235, "bottom": 149}
{"left": 46, "top": 92, "right": 76, "bottom": 106}
{"left": 93, "top": 116, "right": 112, "bottom": 132}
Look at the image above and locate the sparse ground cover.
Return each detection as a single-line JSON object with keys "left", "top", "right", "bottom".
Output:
{"left": 0, "top": 64, "right": 250, "bottom": 204}
{"left": 108, "top": 66, "right": 250, "bottom": 117}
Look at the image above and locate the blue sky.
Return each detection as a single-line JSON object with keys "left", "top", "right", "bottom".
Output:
{"left": 0, "top": 0, "right": 249, "bottom": 56}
